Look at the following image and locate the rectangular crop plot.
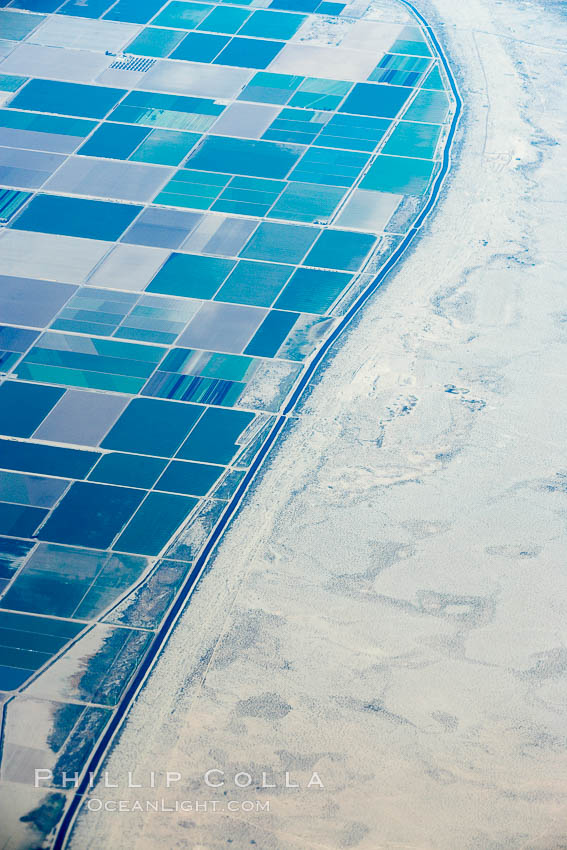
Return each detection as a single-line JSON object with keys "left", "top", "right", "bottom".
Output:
{"left": 9, "top": 79, "right": 125, "bottom": 119}
{"left": 340, "top": 82, "right": 411, "bottom": 118}
{"left": 304, "top": 230, "right": 377, "bottom": 272}
{"left": 382, "top": 120, "right": 442, "bottom": 159}
{"left": 214, "top": 37, "right": 284, "bottom": 70}
{"left": 214, "top": 260, "right": 293, "bottom": 307}
{"left": 153, "top": 1, "right": 212, "bottom": 29}
{"left": 267, "top": 181, "right": 346, "bottom": 223}
{"left": 11, "top": 194, "right": 142, "bottom": 240}
{"left": 176, "top": 407, "right": 254, "bottom": 464}
{"left": 239, "top": 221, "right": 319, "bottom": 263}
{"left": 186, "top": 135, "right": 303, "bottom": 179}
{"left": 361, "top": 154, "right": 435, "bottom": 195}
{"left": 146, "top": 253, "right": 235, "bottom": 299}
{"left": 289, "top": 146, "right": 370, "bottom": 187}
{"left": 114, "top": 491, "right": 198, "bottom": 555}
{"left": 125, "top": 27, "right": 186, "bottom": 57}
{"left": 274, "top": 267, "right": 352, "bottom": 313}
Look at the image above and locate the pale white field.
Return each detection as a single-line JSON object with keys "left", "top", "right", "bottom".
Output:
{"left": 71, "top": 0, "right": 567, "bottom": 847}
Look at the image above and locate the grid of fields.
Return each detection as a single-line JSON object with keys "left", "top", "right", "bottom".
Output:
{"left": 0, "top": 0, "right": 455, "bottom": 842}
